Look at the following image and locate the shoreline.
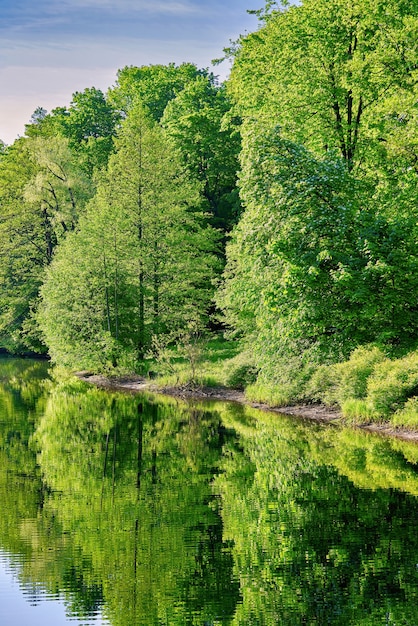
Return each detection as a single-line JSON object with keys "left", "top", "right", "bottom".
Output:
{"left": 76, "top": 372, "right": 418, "bottom": 444}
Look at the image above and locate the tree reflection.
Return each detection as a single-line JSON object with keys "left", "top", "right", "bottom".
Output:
{"left": 34, "top": 382, "right": 239, "bottom": 625}
{"left": 215, "top": 405, "right": 418, "bottom": 625}
{"left": 2, "top": 359, "right": 418, "bottom": 625}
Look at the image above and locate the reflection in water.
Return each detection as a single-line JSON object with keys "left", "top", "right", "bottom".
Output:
{"left": 1, "top": 358, "right": 418, "bottom": 625}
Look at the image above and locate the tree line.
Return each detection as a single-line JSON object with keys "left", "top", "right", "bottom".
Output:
{"left": 0, "top": 0, "right": 417, "bottom": 403}
{"left": 0, "top": 64, "right": 240, "bottom": 368}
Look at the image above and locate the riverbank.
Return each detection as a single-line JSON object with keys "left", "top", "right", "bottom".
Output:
{"left": 76, "top": 372, "right": 418, "bottom": 444}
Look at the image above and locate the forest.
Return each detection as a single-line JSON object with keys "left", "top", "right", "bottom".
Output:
{"left": 1, "top": 0, "right": 418, "bottom": 427}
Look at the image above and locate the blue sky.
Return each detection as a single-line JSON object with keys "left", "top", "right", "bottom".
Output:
{"left": 0, "top": 0, "right": 260, "bottom": 144}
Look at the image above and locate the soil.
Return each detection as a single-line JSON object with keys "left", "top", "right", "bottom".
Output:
{"left": 76, "top": 372, "right": 418, "bottom": 444}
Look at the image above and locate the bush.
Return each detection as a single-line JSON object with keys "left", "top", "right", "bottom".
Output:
{"left": 223, "top": 352, "right": 258, "bottom": 390}
{"left": 308, "top": 345, "right": 386, "bottom": 406}
{"left": 307, "top": 364, "right": 340, "bottom": 405}
{"left": 366, "top": 351, "right": 418, "bottom": 418}
{"left": 334, "top": 346, "right": 387, "bottom": 404}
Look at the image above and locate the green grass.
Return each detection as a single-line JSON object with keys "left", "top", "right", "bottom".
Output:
{"left": 392, "top": 397, "right": 418, "bottom": 430}
{"left": 151, "top": 334, "right": 244, "bottom": 389}
{"left": 340, "top": 399, "right": 379, "bottom": 424}
{"left": 245, "top": 381, "right": 294, "bottom": 407}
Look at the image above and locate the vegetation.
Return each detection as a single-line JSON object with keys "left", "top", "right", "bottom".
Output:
{"left": 0, "top": 0, "right": 417, "bottom": 427}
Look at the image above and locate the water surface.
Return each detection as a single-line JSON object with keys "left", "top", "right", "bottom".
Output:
{"left": 1, "top": 357, "right": 418, "bottom": 625}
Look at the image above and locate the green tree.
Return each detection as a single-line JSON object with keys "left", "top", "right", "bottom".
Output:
{"left": 162, "top": 76, "right": 241, "bottom": 232}
{"left": 37, "top": 106, "right": 219, "bottom": 369}
{"left": 217, "top": 0, "right": 418, "bottom": 387}
{"left": 108, "top": 62, "right": 208, "bottom": 121}
{"left": 0, "top": 140, "right": 40, "bottom": 352}
{"left": 0, "top": 133, "right": 93, "bottom": 353}
{"left": 217, "top": 127, "right": 418, "bottom": 392}
{"left": 25, "top": 88, "right": 120, "bottom": 174}
{"left": 228, "top": 0, "right": 418, "bottom": 171}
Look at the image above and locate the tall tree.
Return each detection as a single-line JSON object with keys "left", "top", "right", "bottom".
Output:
{"left": 0, "top": 135, "right": 92, "bottom": 353}
{"left": 108, "top": 63, "right": 208, "bottom": 121}
{"left": 216, "top": 0, "right": 418, "bottom": 388}
{"left": 217, "top": 127, "right": 418, "bottom": 391}
{"left": 162, "top": 76, "right": 241, "bottom": 232}
{"left": 227, "top": 0, "right": 418, "bottom": 171}
{"left": 25, "top": 88, "right": 120, "bottom": 173}
{"left": 38, "top": 106, "right": 219, "bottom": 369}
{"left": 0, "top": 139, "right": 41, "bottom": 352}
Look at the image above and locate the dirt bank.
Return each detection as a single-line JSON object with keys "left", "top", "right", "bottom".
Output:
{"left": 76, "top": 372, "right": 418, "bottom": 443}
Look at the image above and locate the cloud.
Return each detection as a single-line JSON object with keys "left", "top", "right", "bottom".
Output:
{"left": 0, "top": 0, "right": 258, "bottom": 144}
{"left": 48, "top": 0, "right": 201, "bottom": 16}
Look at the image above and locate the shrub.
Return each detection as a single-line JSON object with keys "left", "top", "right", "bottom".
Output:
{"left": 307, "top": 345, "right": 386, "bottom": 407}
{"left": 307, "top": 364, "right": 340, "bottom": 405}
{"left": 223, "top": 351, "right": 258, "bottom": 390}
{"left": 366, "top": 351, "right": 418, "bottom": 418}
{"left": 334, "top": 346, "right": 387, "bottom": 404}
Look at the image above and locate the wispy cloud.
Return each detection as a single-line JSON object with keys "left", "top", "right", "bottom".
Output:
{"left": 0, "top": 0, "right": 259, "bottom": 144}
{"left": 49, "top": 0, "right": 202, "bottom": 15}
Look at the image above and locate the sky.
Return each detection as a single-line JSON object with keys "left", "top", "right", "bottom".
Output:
{"left": 0, "top": 0, "right": 261, "bottom": 145}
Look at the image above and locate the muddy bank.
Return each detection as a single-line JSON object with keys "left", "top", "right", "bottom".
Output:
{"left": 76, "top": 372, "right": 418, "bottom": 443}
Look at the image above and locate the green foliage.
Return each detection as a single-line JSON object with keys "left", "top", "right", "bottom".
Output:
{"left": 216, "top": 0, "right": 418, "bottom": 399}
{"left": 147, "top": 334, "right": 243, "bottom": 389}
{"left": 305, "top": 346, "right": 418, "bottom": 425}
{"left": 108, "top": 62, "right": 207, "bottom": 120}
{"left": 340, "top": 398, "right": 376, "bottom": 422}
{"left": 0, "top": 129, "right": 94, "bottom": 353}
{"left": 393, "top": 397, "right": 418, "bottom": 429}
{"left": 25, "top": 87, "right": 120, "bottom": 174}
{"left": 365, "top": 351, "right": 418, "bottom": 418}
{"left": 218, "top": 130, "right": 360, "bottom": 370}
{"left": 222, "top": 351, "right": 258, "bottom": 390}
{"left": 309, "top": 346, "right": 387, "bottom": 406}
{"left": 244, "top": 380, "right": 295, "bottom": 407}
{"left": 228, "top": 0, "right": 418, "bottom": 170}
{"left": 37, "top": 105, "right": 219, "bottom": 369}
{"left": 162, "top": 76, "right": 241, "bottom": 232}
{"left": 218, "top": 123, "right": 418, "bottom": 391}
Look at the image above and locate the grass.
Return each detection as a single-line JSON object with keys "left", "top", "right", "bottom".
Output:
{"left": 150, "top": 335, "right": 244, "bottom": 389}
{"left": 392, "top": 397, "right": 418, "bottom": 430}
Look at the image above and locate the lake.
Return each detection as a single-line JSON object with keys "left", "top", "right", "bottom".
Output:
{"left": 1, "top": 357, "right": 418, "bottom": 625}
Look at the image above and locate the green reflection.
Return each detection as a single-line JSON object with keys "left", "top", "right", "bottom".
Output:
{"left": 33, "top": 379, "right": 239, "bottom": 625}
{"left": 1, "top": 359, "right": 418, "bottom": 625}
{"left": 214, "top": 404, "right": 418, "bottom": 625}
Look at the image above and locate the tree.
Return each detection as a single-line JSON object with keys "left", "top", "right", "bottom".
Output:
{"left": 0, "top": 139, "right": 46, "bottom": 352}
{"left": 25, "top": 136, "right": 92, "bottom": 244}
{"left": 108, "top": 62, "right": 208, "bottom": 121}
{"left": 227, "top": 0, "right": 418, "bottom": 171}
{"left": 25, "top": 88, "right": 120, "bottom": 174}
{"left": 216, "top": 0, "right": 418, "bottom": 389}
{"left": 217, "top": 127, "right": 418, "bottom": 392}
{"left": 61, "top": 87, "right": 120, "bottom": 173}
{"left": 38, "top": 105, "right": 219, "bottom": 369}
{"left": 0, "top": 135, "right": 92, "bottom": 353}
{"left": 162, "top": 76, "right": 241, "bottom": 232}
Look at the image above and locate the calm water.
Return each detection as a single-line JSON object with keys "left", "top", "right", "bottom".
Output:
{"left": 1, "top": 358, "right": 418, "bottom": 625}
